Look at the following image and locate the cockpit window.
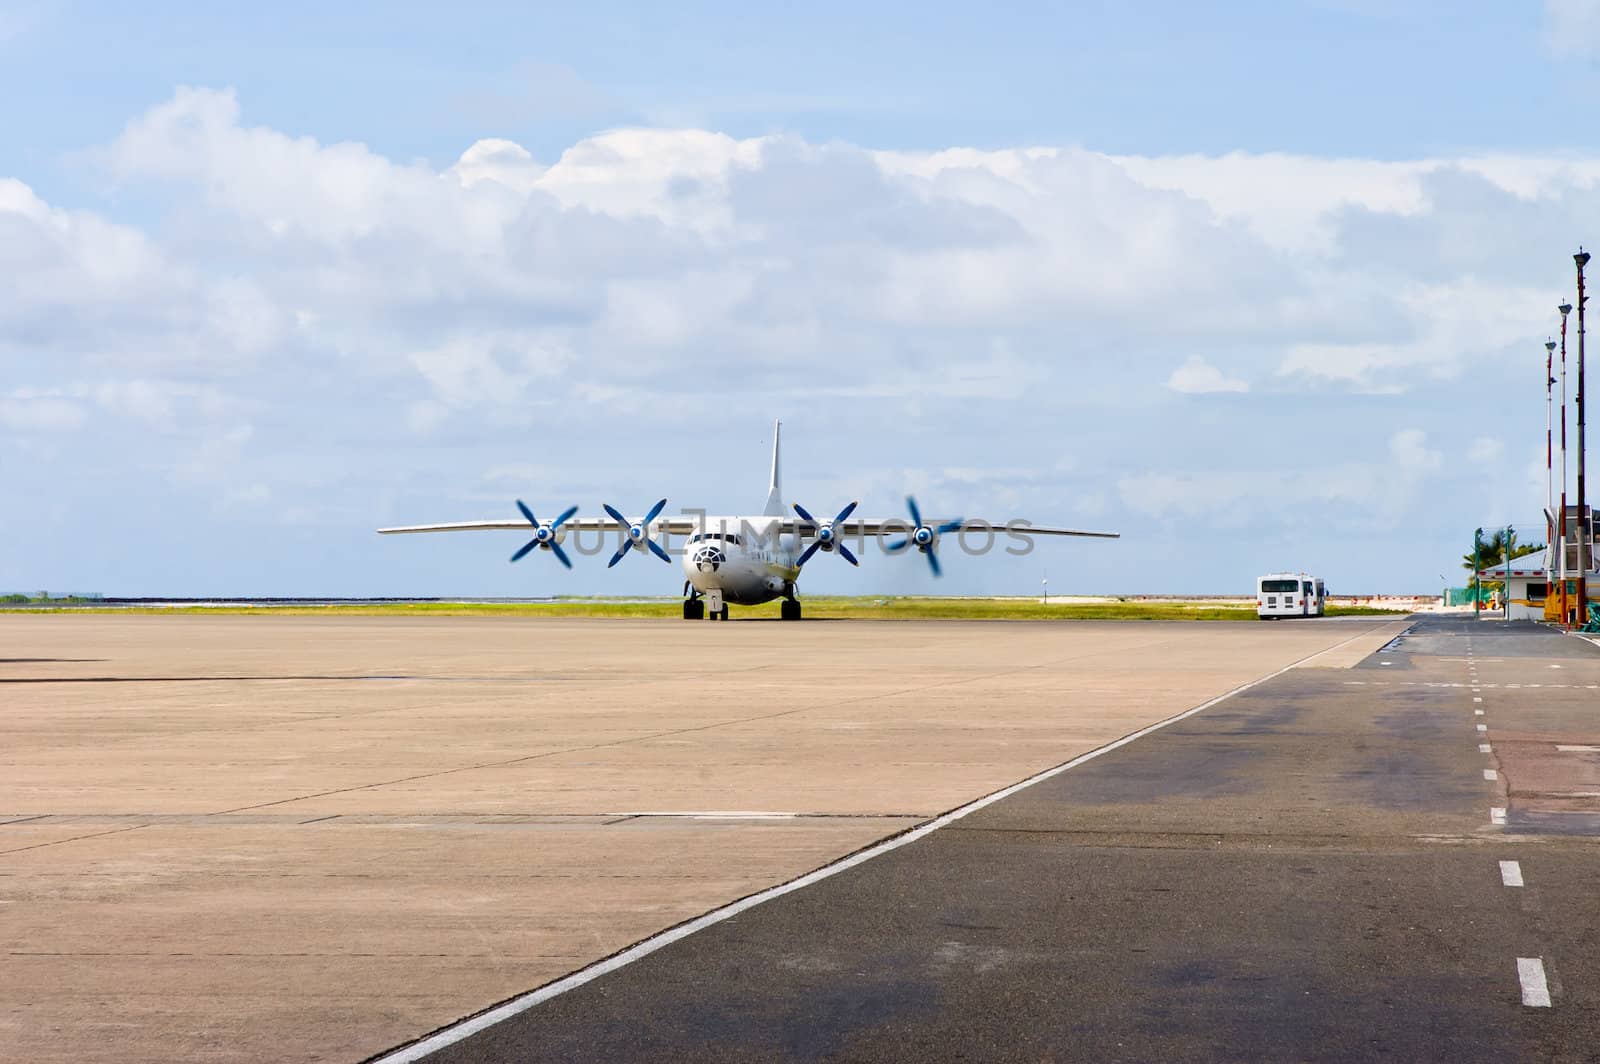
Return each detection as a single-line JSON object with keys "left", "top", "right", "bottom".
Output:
{"left": 687, "top": 532, "right": 741, "bottom": 545}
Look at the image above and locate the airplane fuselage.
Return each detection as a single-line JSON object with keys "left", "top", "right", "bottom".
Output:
{"left": 682, "top": 516, "right": 802, "bottom": 605}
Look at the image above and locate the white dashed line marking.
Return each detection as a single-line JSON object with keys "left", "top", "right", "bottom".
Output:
{"left": 1478, "top": 724, "right": 1489, "bottom": 732}
{"left": 1479, "top": 743, "right": 1493, "bottom": 753}
{"left": 1557, "top": 745, "right": 1600, "bottom": 752}
{"left": 1475, "top": 709, "right": 1485, "bottom": 716}
{"left": 1518, "top": 957, "right": 1552, "bottom": 1007}
{"left": 1473, "top": 697, "right": 1483, "bottom": 703}
{"left": 1491, "top": 807, "right": 1507, "bottom": 824}
{"left": 1484, "top": 769, "right": 1499, "bottom": 780}
{"left": 1500, "top": 860, "right": 1524, "bottom": 887}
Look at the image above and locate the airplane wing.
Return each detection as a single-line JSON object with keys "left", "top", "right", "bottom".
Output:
{"left": 377, "top": 516, "right": 702, "bottom": 536}
{"left": 782, "top": 517, "right": 1119, "bottom": 540}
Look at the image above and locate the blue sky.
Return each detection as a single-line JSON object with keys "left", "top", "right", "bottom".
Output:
{"left": 5, "top": 2, "right": 1600, "bottom": 596}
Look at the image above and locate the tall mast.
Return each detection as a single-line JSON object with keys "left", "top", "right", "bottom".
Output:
{"left": 1578, "top": 250, "right": 1591, "bottom": 620}
{"left": 1561, "top": 301, "right": 1572, "bottom": 626}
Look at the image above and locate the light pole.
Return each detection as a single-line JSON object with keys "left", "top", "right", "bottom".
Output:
{"left": 1561, "top": 301, "right": 1573, "bottom": 626}
{"left": 1578, "top": 249, "right": 1591, "bottom": 624}
{"left": 1507, "top": 523, "right": 1514, "bottom": 620}
{"left": 1475, "top": 527, "right": 1483, "bottom": 620}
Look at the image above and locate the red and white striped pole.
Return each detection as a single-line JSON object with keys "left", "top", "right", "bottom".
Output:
{"left": 1549, "top": 339, "right": 1557, "bottom": 546}
{"left": 1561, "top": 301, "right": 1572, "bottom": 627}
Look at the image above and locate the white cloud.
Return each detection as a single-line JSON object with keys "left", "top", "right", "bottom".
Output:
{"left": 1167, "top": 356, "right": 1248, "bottom": 394}
{"left": 1469, "top": 437, "right": 1505, "bottom": 464}
{"left": 1546, "top": 0, "right": 1600, "bottom": 58}
{"left": 8, "top": 86, "right": 1599, "bottom": 594}
{"left": 0, "top": 391, "right": 85, "bottom": 432}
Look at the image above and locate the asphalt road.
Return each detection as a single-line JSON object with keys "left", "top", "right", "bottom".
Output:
{"left": 406, "top": 616, "right": 1600, "bottom": 1063}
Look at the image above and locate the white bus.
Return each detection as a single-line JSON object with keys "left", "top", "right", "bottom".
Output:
{"left": 1257, "top": 572, "right": 1325, "bottom": 619}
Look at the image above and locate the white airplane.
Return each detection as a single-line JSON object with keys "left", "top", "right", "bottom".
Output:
{"left": 378, "top": 421, "right": 1118, "bottom": 620}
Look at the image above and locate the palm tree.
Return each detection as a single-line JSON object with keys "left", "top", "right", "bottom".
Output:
{"left": 1461, "top": 529, "right": 1546, "bottom": 603}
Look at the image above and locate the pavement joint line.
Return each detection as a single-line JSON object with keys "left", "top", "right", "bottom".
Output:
{"left": 208, "top": 646, "right": 1158, "bottom": 819}
{"left": 1500, "top": 860, "right": 1524, "bottom": 887}
{"left": 362, "top": 622, "right": 1391, "bottom": 1064}
{"left": 1518, "top": 957, "right": 1553, "bottom": 1007}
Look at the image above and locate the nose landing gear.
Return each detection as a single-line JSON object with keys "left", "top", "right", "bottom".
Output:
{"left": 780, "top": 597, "right": 801, "bottom": 621}
{"left": 684, "top": 587, "right": 729, "bottom": 620}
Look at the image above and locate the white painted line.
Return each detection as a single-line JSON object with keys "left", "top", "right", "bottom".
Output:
{"left": 1475, "top": 709, "right": 1485, "bottom": 716}
{"left": 1473, "top": 697, "right": 1483, "bottom": 703}
{"left": 1500, "top": 860, "right": 1524, "bottom": 887}
{"left": 610, "top": 811, "right": 800, "bottom": 820}
{"left": 1556, "top": 745, "right": 1600, "bottom": 753}
{"left": 1479, "top": 743, "right": 1493, "bottom": 753}
{"left": 1491, "top": 807, "right": 1507, "bottom": 824}
{"left": 366, "top": 624, "right": 1396, "bottom": 1064}
{"left": 1484, "top": 769, "right": 1499, "bottom": 780}
{"left": 1518, "top": 957, "right": 1552, "bottom": 1007}
{"left": 1478, "top": 724, "right": 1489, "bottom": 732}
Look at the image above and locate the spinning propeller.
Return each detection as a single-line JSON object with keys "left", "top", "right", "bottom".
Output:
{"left": 793, "top": 501, "right": 860, "bottom": 568}
{"left": 510, "top": 501, "right": 578, "bottom": 569}
{"left": 603, "top": 499, "right": 672, "bottom": 566}
{"left": 884, "top": 496, "right": 963, "bottom": 577}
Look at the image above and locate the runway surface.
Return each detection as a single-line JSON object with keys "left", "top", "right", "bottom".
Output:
{"left": 406, "top": 616, "right": 1600, "bottom": 1063}
{"left": 0, "top": 613, "right": 1401, "bottom": 1062}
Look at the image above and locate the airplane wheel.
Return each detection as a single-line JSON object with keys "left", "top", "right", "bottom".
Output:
{"left": 717, "top": 607, "right": 730, "bottom": 621}
{"left": 780, "top": 599, "right": 801, "bottom": 621}
{"left": 683, "top": 599, "right": 704, "bottom": 621}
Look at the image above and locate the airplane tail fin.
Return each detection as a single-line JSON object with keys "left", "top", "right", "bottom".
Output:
{"left": 763, "top": 419, "right": 784, "bottom": 517}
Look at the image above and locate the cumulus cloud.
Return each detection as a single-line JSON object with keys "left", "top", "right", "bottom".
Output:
{"left": 1167, "top": 356, "right": 1248, "bottom": 394}
{"left": 4, "top": 86, "right": 1594, "bottom": 593}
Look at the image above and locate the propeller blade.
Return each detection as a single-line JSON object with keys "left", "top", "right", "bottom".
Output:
{"left": 516, "top": 500, "right": 539, "bottom": 527}
{"left": 834, "top": 501, "right": 858, "bottom": 524}
{"left": 602, "top": 503, "right": 628, "bottom": 525}
{"left": 837, "top": 542, "right": 859, "bottom": 566}
{"left": 926, "top": 548, "right": 942, "bottom": 577}
{"left": 885, "top": 538, "right": 907, "bottom": 553}
{"left": 936, "top": 519, "right": 963, "bottom": 535}
{"left": 645, "top": 498, "right": 668, "bottom": 524}
{"left": 793, "top": 502, "right": 817, "bottom": 525}
{"left": 647, "top": 538, "right": 671, "bottom": 563}
{"left": 510, "top": 539, "right": 541, "bottom": 563}
{"left": 607, "top": 540, "right": 633, "bottom": 567}
{"left": 551, "top": 505, "right": 578, "bottom": 530}
{"left": 550, "top": 541, "right": 573, "bottom": 569}
{"left": 797, "top": 541, "right": 822, "bottom": 568}
{"left": 906, "top": 495, "right": 922, "bottom": 529}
